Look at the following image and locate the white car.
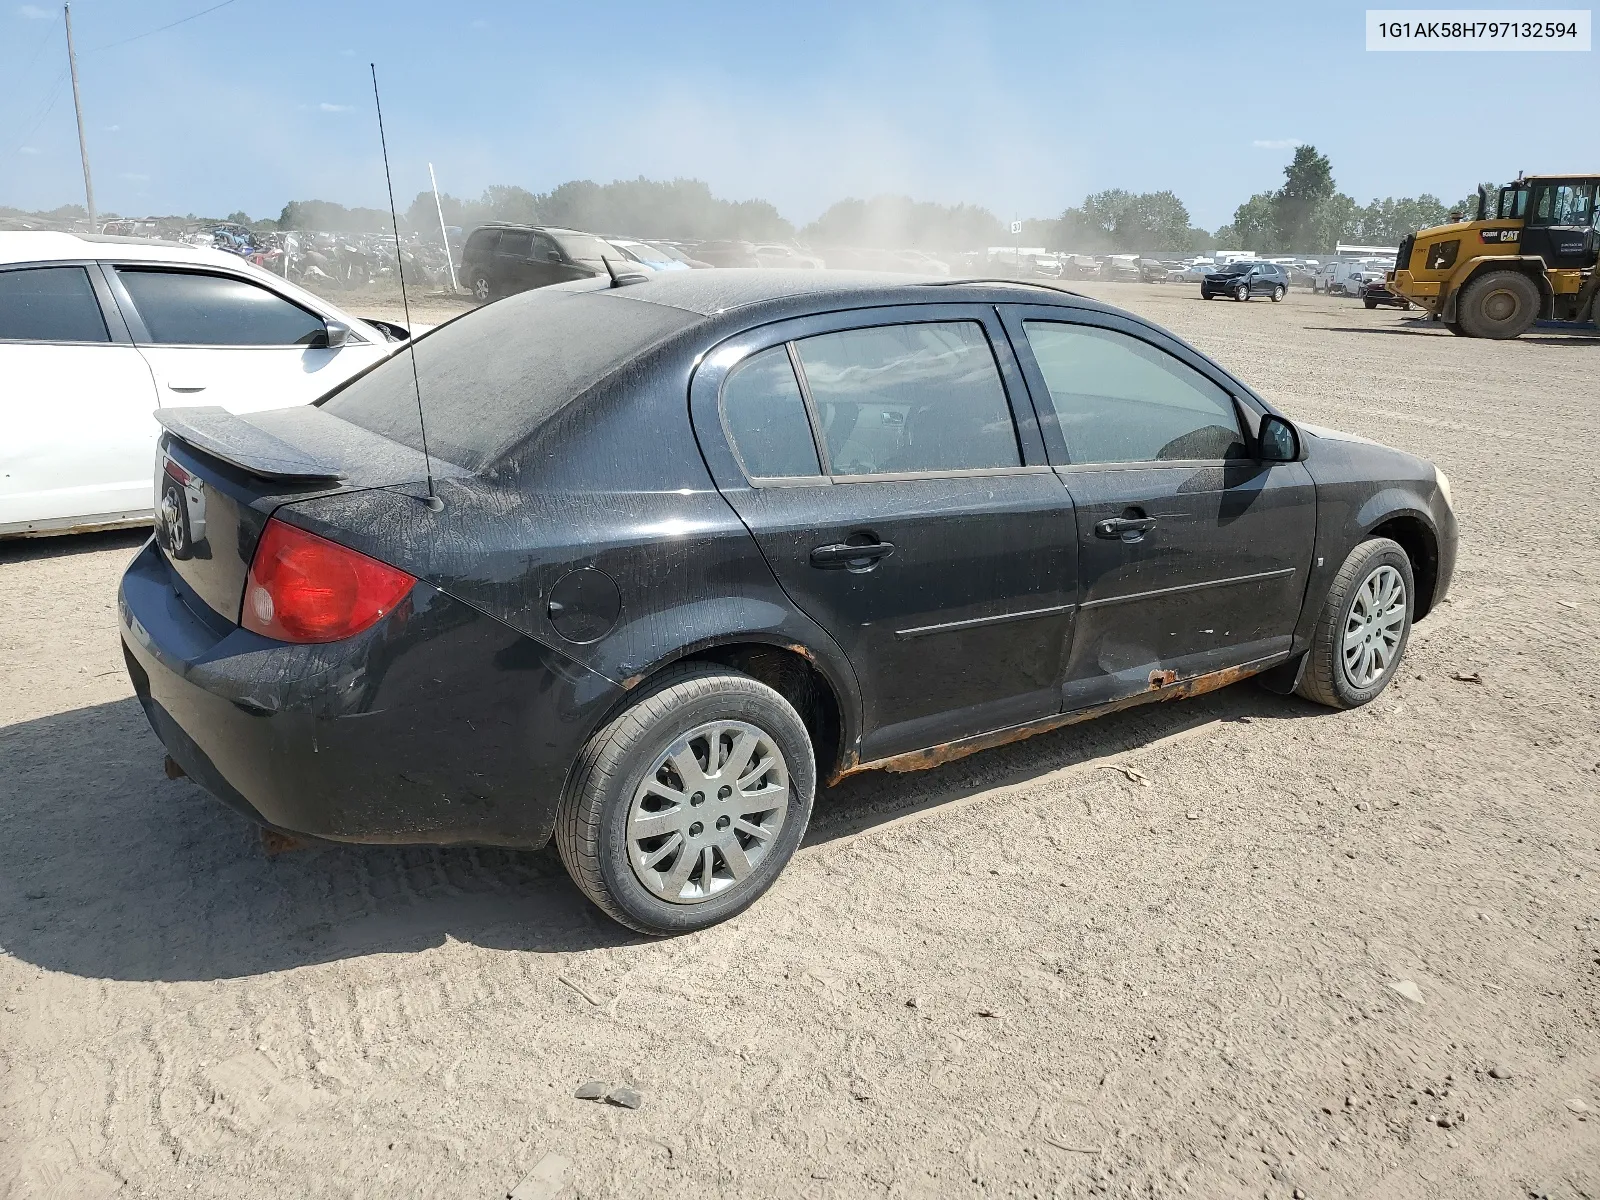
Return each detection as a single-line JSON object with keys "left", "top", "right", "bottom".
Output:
{"left": 0, "top": 232, "right": 408, "bottom": 538}
{"left": 606, "top": 238, "right": 691, "bottom": 272}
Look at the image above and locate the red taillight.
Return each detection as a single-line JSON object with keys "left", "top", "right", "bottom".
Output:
{"left": 241, "top": 518, "right": 416, "bottom": 644}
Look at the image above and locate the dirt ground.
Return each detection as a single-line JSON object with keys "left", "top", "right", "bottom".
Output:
{"left": 2, "top": 284, "right": 1598, "bottom": 1200}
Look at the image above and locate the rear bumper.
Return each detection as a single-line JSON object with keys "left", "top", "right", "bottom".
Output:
{"left": 118, "top": 539, "right": 623, "bottom": 847}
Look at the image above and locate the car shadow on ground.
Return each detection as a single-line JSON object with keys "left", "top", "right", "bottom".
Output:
{"left": 1310, "top": 323, "right": 1600, "bottom": 343}
{"left": 0, "top": 683, "right": 1325, "bottom": 983}
{"left": 0, "top": 527, "right": 149, "bottom": 564}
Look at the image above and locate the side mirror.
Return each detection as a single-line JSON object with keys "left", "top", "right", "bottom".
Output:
{"left": 1258, "top": 414, "right": 1300, "bottom": 462}
{"left": 318, "top": 319, "right": 349, "bottom": 349}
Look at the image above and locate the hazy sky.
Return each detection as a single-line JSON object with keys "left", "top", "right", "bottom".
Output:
{"left": 5, "top": 0, "right": 1597, "bottom": 229}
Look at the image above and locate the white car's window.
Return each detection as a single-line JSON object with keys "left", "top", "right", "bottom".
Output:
{"left": 117, "top": 269, "right": 325, "bottom": 347}
{"left": 0, "top": 266, "right": 109, "bottom": 343}
{"left": 794, "top": 322, "right": 1020, "bottom": 476}
{"left": 1022, "top": 321, "right": 1247, "bottom": 465}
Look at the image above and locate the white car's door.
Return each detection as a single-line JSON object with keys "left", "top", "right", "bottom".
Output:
{"left": 0, "top": 264, "right": 162, "bottom": 534}
{"left": 107, "top": 265, "right": 390, "bottom": 414}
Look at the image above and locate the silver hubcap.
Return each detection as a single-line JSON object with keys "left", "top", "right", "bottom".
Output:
{"left": 1237, "top": 286, "right": 1247, "bottom": 300}
{"left": 627, "top": 720, "right": 789, "bottom": 904}
{"left": 1343, "top": 565, "right": 1407, "bottom": 688}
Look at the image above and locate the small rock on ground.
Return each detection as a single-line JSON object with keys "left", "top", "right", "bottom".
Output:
{"left": 606, "top": 1086, "right": 644, "bottom": 1110}
{"left": 574, "top": 1080, "right": 609, "bottom": 1100}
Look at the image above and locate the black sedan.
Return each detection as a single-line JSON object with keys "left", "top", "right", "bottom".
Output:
{"left": 119, "top": 271, "right": 1457, "bottom": 934}
{"left": 1201, "top": 260, "right": 1290, "bottom": 301}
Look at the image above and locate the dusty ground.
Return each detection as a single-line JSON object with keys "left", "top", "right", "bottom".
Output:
{"left": 2, "top": 284, "right": 1598, "bottom": 1200}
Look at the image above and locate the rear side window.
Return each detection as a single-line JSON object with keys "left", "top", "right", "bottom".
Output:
{"left": 0, "top": 266, "right": 109, "bottom": 343}
{"left": 793, "top": 322, "right": 1020, "bottom": 476}
{"left": 117, "top": 269, "right": 325, "bottom": 346}
{"left": 468, "top": 228, "right": 501, "bottom": 256}
{"left": 1021, "top": 321, "right": 1247, "bottom": 464}
{"left": 720, "top": 346, "right": 822, "bottom": 478}
{"left": 497, "top": 230, "right": 533, "bottom": 258}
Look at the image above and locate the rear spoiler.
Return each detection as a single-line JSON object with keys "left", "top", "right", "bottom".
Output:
{"left": 155, "top": 407, "right": 347, "bottom": 482}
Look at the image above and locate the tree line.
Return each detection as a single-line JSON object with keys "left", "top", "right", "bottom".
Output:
{"left": 277, "top": 149, "right": 1479, "bottom": 255}
{"left": 11, "top": 148, "right": 1476, "bottom": 255}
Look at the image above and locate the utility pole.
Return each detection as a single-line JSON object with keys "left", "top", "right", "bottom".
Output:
{"left": 428, "top": 162, "right": 459, "bottom": 291}
{"left": 64, "top": 3, "right": 96, "bottom": 230}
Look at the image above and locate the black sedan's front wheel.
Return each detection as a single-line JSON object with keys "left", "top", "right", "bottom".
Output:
{"left": 555, "top": 664, "right": 815, "bottom": 935}
{"left": 1235, "top": 284, "right": 1249, "bottom": 301}
{"left": 1297, "top": 538, "right": 1414, "bottom": 709}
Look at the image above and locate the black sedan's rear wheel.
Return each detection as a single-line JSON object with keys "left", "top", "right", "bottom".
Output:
{"left": 555, "top": 664, "right": 815, "bottom": 935}
{"left": 1297, "top": 538, "right": 1414, "bottom": 709}
{"left": 470, "top": 272, "right": 493, "bottom": 303}
{"left": 1272, "top": 285, "right": 1285, "bottom": 302}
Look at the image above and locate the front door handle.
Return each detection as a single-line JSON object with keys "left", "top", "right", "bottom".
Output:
{"left": 810, "top": 541, "right": 896, "bottom": 570}
{"left": 166, "top": 383, "right": 207, "bottom": 393}
{"left": 1095, "top": 516, "right": 1157, "bottom": 540}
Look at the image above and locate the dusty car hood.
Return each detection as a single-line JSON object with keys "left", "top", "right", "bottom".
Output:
{"left": 1298, "top": 422, "right": 1386, "bottom": 448}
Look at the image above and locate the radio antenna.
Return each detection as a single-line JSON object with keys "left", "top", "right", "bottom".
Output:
{"left": 370, "top": 63, "right": 442, "bottom": 512}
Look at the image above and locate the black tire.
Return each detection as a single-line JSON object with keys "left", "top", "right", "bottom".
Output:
{"left": 469, "top": 272, "right": 494, "bottom": 303}
{"left": 1457, "top": 269, "right": 1540, "bottom": 339}
{"left": 1364, "top": 298, "right": 1378, "bottom": 309}
{"left": 554, "top": 663, "right": 816, "bottom": 935}
{"left": 1271, "top": 285, "right": 1285, "bottom": 303}
{"left": 1235, "top": 285, "right": 1249, "bottom": 302}
{"left": 1296, "top": 538, "right": 1415, "bottom": 710}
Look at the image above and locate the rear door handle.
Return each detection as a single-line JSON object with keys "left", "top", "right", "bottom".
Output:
{"left": 810, "top": 541, "right": 896, "bottom": 569}
{"left": 1095, "top": 517, "right": 1157, "bottom": 539}
{"left": 166, "top": 383, "right": 207, "bottom": 393}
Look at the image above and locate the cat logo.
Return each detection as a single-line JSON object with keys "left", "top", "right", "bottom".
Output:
{"left": 1479, "top": 228, "right": 1519, "bottom": 244}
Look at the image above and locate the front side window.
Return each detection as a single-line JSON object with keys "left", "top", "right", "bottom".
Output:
{"left": 117, "top": 269, "right": 325, "bottom": 346}
{"left": 720, "top": 346, "right": 822, "bottom": 478}
{"left": 793, "top": 322, "right": 1020, "bottom": 476}
{"left": 1530, "top": 182, "right": 1595, "bottom": 226}
{"left": 1021, "top": 321, "right": 1247, "bottom": 465}
{"left": 0, "top": 266, "right": 109, "bottom": 343}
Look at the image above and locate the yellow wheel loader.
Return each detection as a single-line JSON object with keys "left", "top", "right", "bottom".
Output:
{"left": 1388, "top": 174, "right": 1600, "bottom": 339}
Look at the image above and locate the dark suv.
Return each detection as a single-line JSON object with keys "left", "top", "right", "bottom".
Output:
{"left": 1202, "top": 260, "right": 1290, "bottom": 301}
{"left": 460, "top": 225, "right": 621, "bottom": 302}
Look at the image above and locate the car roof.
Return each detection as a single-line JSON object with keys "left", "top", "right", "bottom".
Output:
{"left": 560, "top": 268, "right": 1115, "bottom": 320}
{"left": 0, "top": 230, "right": 269, "bottom": 271}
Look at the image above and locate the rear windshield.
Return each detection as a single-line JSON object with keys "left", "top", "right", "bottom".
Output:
{"left": 321, "top": 289, "right": 698, "bottom": 472}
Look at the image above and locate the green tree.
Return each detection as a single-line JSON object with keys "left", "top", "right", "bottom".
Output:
{"left": 1054, "top": 189, "right": 1199, "bottom": 252}
{"left": 1271, "top": 144, "right": 1335, "bottom": 250}
{"left": 1222, "top": 192, "right": 1277, "bottom": 250}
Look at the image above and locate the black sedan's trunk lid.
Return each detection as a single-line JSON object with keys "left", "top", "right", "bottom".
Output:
{"left": 152, "top": 405, "right": 461, "bottom": 626}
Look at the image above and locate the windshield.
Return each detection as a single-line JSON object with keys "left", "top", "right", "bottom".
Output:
{"left": 551, "top": 232, "right": 624, "bottom": 263}
{"left": 620, "top": 241, "right": 673, "bottom": 264}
